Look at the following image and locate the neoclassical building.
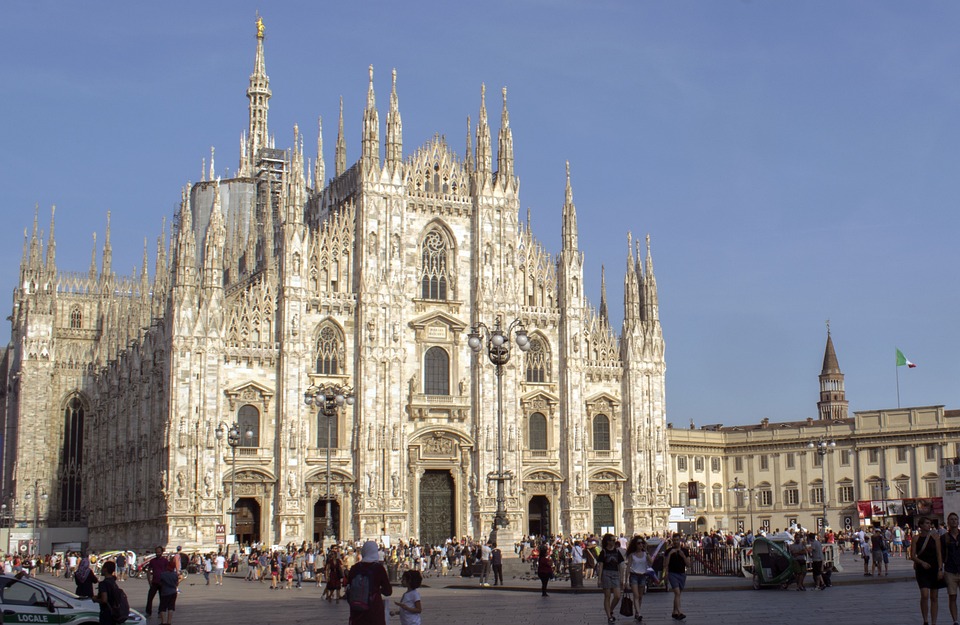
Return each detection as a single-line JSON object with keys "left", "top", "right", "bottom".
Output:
{"left": 668, "top": 332, "right": 959, "bottom": 533}
{"left": 1, "top": 19, "right": 670, "bottom": 551}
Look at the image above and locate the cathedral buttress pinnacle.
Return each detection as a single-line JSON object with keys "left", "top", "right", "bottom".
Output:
{"left": 88, "top": 232, "right": 97, "bottom": 280}
{"left": 385, "top": 68, "right": 402, "bottom": 174}
{"left": 335, "top": 97, "right": 347, "bottom": 177}
{"left": 464, "top": 115, "right": 474, "bottom": 177}
{"left": 102, "top": 211, "right": 113, "bottom": 277}
{"left": 362, "top": 65, "right": 380, "bottom": 169}
{"left": 315, "top": 116, "right": 325, "bottom": 189}
{"left": 45, "top": 205, "right": 56, "bottom": 274}
{"left": 561, "top": 161, "right": 578, "bottom": 251}
{"left": 497, "top": 87, "right": 514, "bottom": 188}
{"left": 641, "top": 234, "right": 659, "bottom": 322}
{"left": 475, "top": 84, "right": 492, "bottom": 186}
{"left": 599, "top": 265, "right": 609, "bottom": 326}
{"left": 623, "top": 232, "right": 640, "bottom": 323}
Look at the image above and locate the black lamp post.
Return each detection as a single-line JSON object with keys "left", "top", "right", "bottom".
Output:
{"left": 467, "top": 315, "right": 530, "bottom": 545}
{"left": 807, "top": 437, "right": 836, "bottom": 532}
{"left": 304, "top": 383, "right": 354, "bottom": 546}
{"left": 24, "top": 480, "right": 46, "bottom": 556}
{"left": 730, "top": 480, "right": 746, "bottom": 533}
{"left": 217, "top": 422, "right": 252, "bottom": 556}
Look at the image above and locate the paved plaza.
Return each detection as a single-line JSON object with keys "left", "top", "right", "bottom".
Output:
{"left": 45, "top": 553, "right": 930, "bottom": 625}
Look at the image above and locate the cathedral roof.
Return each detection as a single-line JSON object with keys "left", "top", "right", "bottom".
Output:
{"left": 821, "top": 332, "right": 841, "bottom": 375}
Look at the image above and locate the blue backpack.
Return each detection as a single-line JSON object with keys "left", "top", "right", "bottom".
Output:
{"left": 347, "top": 570, "right": 372, "bottom": 613}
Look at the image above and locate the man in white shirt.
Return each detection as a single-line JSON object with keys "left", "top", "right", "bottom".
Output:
{"left": 214, "top": 553, "right": 226, "bottom": 585}
{"left": 479, "top": 542, "right": 492, "bottom": 587}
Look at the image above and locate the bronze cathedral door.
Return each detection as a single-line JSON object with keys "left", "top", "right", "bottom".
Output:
{"left": 419, "top": 470, "right": 454, "bottom": 545}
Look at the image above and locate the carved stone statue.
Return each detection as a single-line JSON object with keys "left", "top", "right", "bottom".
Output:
{"left": 486, "top": 478, "right": 495, "bottom": 497}
{"left": 203, "top": 471, "right": 214, "bottom": 498}
{"left": 175, "top": 471, "right": 185, "bottom": 498}
{"left": 575, "top": 472, "right": 583, "bottom": 495}
{"left": 287, "top": 472, "right": 299, "bottom": 498}
{"left": 391, "top": 472, "right": 400, "bottom": 497}
{"left": 656, "top": 471, "right": 664, "bottom": 494}
{"left": 391, "top": 424, "right": 399, "bottom": 451}
{"left": 637, "top": 469, "right": 644, "bottom": 492}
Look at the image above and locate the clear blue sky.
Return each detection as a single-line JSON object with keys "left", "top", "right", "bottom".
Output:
{"left": 2, "top": 2, "right": 958, "bottom": 426}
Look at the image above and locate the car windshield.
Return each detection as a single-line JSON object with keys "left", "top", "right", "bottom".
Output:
{"left": 12, "top": 576, "right": 83, "bottom": 601}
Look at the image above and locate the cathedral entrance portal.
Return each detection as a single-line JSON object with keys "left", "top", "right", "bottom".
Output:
{"left": 235, "top": 498, "right": 261, "bottom": 546}
{"left": 419, "top": 470, "right": 454, "bottom": 546}
{"left": 593, "top": 494, "right": 615, "bottom": 536}
{"left": 313, "top": 498, "right": 341, "bottom": 543}
{"left": 528, "top": 496, "right": 551, "bottom": 537}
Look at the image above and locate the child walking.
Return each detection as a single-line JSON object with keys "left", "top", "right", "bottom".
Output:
{"left": 392, "top": 570, "right": 423, "bottom": 625}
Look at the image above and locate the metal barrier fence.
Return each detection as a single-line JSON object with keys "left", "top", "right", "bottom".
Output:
{"left": 685, "top": 545, "right": 743, "bottom": 576}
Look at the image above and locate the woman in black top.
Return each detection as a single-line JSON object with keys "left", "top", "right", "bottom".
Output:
{"left": 911, "top": 516, "right": 943, "bottom": 625}
{"left": 597, "top": 534, "right": 625, "bottom": 624}
{"left": 74, "top": 557, "right": 98, "bottom": 599}
{"left": 663, "top": 535, "right": 690, "bottom": 621}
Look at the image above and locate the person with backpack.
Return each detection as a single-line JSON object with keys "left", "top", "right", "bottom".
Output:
{"left": 157, "top": 558, "right": 181, "bottom": 625}
{"left": 346, "top": 541, "right": 392, "bottom": 625}
{"left": 93, "top": 560, "right": 127, "bottom": 625}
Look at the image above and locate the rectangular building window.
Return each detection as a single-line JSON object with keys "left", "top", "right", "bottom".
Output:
{"left": 896, "top": 446, "right": 908, "bottom": 463}
{"left": 811, "top": 487, "right": 824, "bottom": 504}
{"left": 840, "top": 450, "right": 851, "bottom": 466}
{"left": 677, "top": 456, "right": 687, "bottom": 472}
{"left": 735, "top": 457, "right": 743, "bottom": 472}
{"left": 868, "top": 449, "right": 879, "bottom": 464}
{"left": 784, "top": 488, "right": 799, "bottom": 505}
{"left": 711, "top": 457, "right": 721, "bottom": 472}
{"left": 838, "top": 485, "right": 854, "bottom": 503}
{"left": 760, "top": 455, "right": 769, "bottom": 471}
{"left": 679, "top": 489, "right": 689, "bottom": 507}
{"left": 785, "top": 453, "right": 795, "bottom": 469}
{"left": 926, "top": 445, "right": 937, "bottom": 462}
{"left": 759, "top": 490, "right": 773, "bottom": 506}
{"left": 927, "top": 481, "right": 940, "bottom": 497}
{"left": 813, "top": 452, "right": 823, "bottom": 468}
{"left": 712, "top": 491, "right": 723, "bottom": 507}
{"left": 694, "top": 456, "right": 705, "bottom": 472}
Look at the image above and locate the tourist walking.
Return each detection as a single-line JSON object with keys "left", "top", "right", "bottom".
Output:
{"left": 626, "top": 536, "right": 650, "bottom": 622}
{"left": 92, "top": 561, "right": 120, "bottom": 625}
{"left": 346, "top": 541, "right": 392, "bottom": 625}
{"left": 324, "top": 546, "right": 345, "bottom": 601}
{"left": 74, "top": 557, "right": 97, "bottom": 599}
{"left": 491, "top": 542, "right": 503, "bottom": 586}
{"left": 144, "top": 547, "right": 167, "bottom": 616}
{"left": 597, "top": 533, "right": 626, "bottom": 624}
{"left": 158, "top": 558, "right": 181, "bottom": 625}
{"left": 664, "top": 534, "right": 690, "bottom": 621}
{"left": 537, "top": 543, "right": 553, "bottom": 596}
{"left": 943, "top": 512, "right": 960, "bottom": 625}
{"left": 911, "top": 516, "right": 944, "bottom": 625}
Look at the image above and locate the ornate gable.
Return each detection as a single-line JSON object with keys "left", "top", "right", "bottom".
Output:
{"left": 224, "top": 380, "right": 275, "bottom": 412}
{"left": 408, "top": 310, "right": 468, "bottom": 341}
{"left": 405, "top": 135, "right": 468, "bottom": 199}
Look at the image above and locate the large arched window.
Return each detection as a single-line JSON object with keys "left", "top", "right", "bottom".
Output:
{"left": 59, "top": 397, "right": 84, "bottom": 522}
{"left": 424, "top": 347, "right": 449, "bottom": 395}
{"left": 529, "top": 413, "right": 547, "bottom": 450}
{"left": 69, "top": 306, "right": 82, "bottom": 330}
{"left": 238, "top": 405, "right": 261, "bottom": 447}
{"left": 593, "top": 414, "right": 610, "bottom": 451}
{"left": 315, "top": 324, "right": 343, "bottom": 375}
{"left": 420, "top": 229, "right": 449, "bottom": 300}
{"left": 317, "top": 412, "right": 339, "bottom": 449}
{"left": 525, "top": 337, "right": 550, "bottom": 383}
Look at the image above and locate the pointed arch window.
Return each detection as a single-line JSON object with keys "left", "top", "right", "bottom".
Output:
{"left": 593, "top": 414, "right": 610, "bottom": 451}
{"left": 525, "top": 337, "right": 550, "bottom": 383}
{"left": 316, "top": 325, "right": 343, "bottom": 375}
{"left": 420, "top": 229, "right": 448, "bottom": 300}
{"left": 238, "top": 405, "right": 261, "bottom": 447}
{"left": 529, "top": 413, "right": 547, "bottom": 450}
{"left": 69, "top": 306, "right": 82, "bottom": 329}
{"left": 59, "top": 396, "right": 84, "bottom": 522}
{"left": 424, "top": 346, "right": 449, "bottom": 395}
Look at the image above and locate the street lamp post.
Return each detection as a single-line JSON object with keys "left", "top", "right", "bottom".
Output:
{"left": 808, "top": 437, "right": 836, "bottom": 532}
{"left": 304, "top": 383, "right": 355, "bottom": 547}
{"left": 730, "top": 481, "right": 746, "bottom": 532}
{"left": 23, "top": 481, "right": 47, "bottom": 557}
{"left": 468, "top": 315, "right": 530, "bottom": 545}
{"left": 217, "top": 422, "right": 251, "bottom": 557}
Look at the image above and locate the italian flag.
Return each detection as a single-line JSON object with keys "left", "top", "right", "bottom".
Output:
{"left": 896, "top": 348, "right": 917, "bottom": 368}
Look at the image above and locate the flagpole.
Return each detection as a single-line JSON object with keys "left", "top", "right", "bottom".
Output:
{"left": 896, "top": 364, "right": 900, "bottom": 409}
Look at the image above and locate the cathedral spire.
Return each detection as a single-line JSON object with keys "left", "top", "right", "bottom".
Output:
{"left": 599, "top": 265, "right": 609, "bottom": 326}
{"left": 243, "top": 14, "right": 272, "bottom": 177}
{"left": 641, "top": 234, "right": 659, "bottom": 322}
{"left": 385, "top": 68, "right": 403, "bottom": 173}
{"left": 102, "top": 211, "right": 113, "bottom": 277}
{"left": 496, "top": 87, "right": 514, "bottom": 186}
{"left": 140, "top": 237, "right": 150, "bottom": 294}
{"left": 314, "top": 116, "right": 325, "bottom": 189}
{"left": 475, "top": 84, "right": 492, "bottom": 185}
{"left": 561, "top": 161, "right": 579, "bottom": 251}
{"left": 818, "top": 324, "right": 848, "bottom": 420}
{"left": 361, "top": 65, "right": 380, "bottom": 168}
{"left": 28, "top": 204, "right": 41, "bottom": 271}
{"left": 45, "top": 205, "right": 56, "bottom": 273}
{"left": 335, "top": 96, "right": 347, "bottom": 176}
{"left": 209, "top": 146, "right": 215, "bottom": 181}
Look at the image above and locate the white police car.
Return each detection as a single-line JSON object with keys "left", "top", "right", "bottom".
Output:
{"left": 0, "top": 574, "right": 145, "bottom": 624}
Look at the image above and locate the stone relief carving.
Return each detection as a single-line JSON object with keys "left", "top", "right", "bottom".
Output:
{"left": 423, "top": 433, "right": 455, "bottom": 456}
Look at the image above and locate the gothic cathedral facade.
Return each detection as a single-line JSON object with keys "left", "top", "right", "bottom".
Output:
{"left": 2, "top": 20, "right": 669, "bottom": 551}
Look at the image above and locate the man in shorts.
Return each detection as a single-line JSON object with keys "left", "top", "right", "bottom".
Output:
{"left": 943, "top": 512, "right": 960, "bottom": 625}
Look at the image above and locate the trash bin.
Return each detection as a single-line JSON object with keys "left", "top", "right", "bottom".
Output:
{"left": 387, "top": 563, "right": 399, "bottom": 584}
{"left": 570, "top": 564, "right": 584, "bottom": 588}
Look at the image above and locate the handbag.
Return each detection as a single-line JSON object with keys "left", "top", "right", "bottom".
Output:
{"left": 619, "top": 595, "right": 634, "bottom": 617}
